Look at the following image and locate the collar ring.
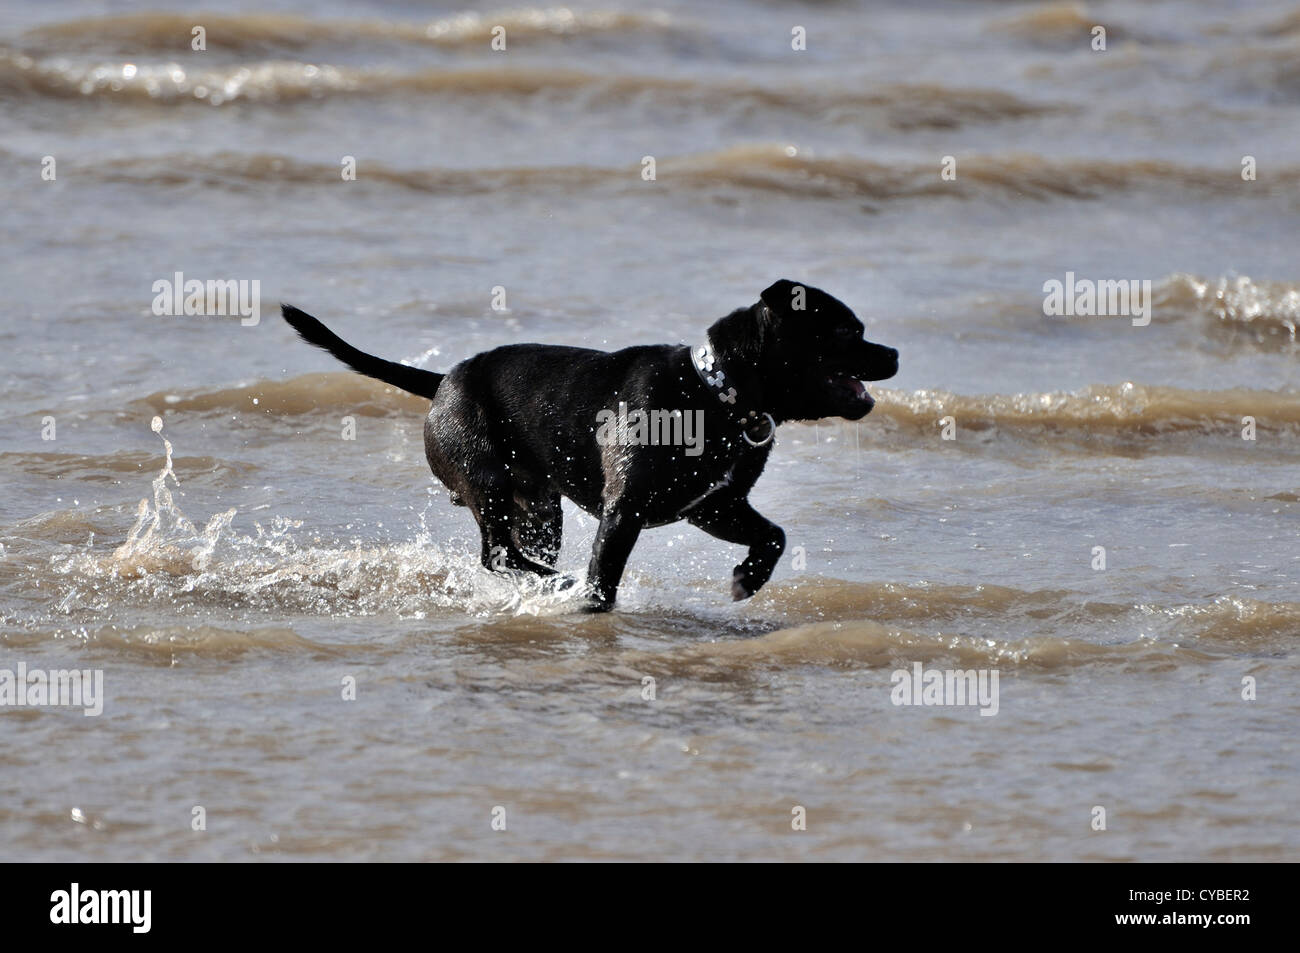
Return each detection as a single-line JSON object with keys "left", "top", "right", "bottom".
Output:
{"left": 741, "top": 413, "right": 776, "bottom": 447}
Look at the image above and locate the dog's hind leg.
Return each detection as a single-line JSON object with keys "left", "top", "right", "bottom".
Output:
{"left": 464, "top": 474, "right": 556, "bottom": 577}
{"left": 426, "top": 410, "right": 552, "bottom": 577}
{"left": 512, "top": 491, "right": 562, "bottom": 571}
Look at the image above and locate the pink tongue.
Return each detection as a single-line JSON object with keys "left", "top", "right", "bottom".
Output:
{"left": 850, "top": 378, "right": 867, "bottom": 399}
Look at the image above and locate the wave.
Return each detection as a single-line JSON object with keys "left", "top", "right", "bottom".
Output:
{"left": 14, "top": 595, "right": 1284, "bottom": 668}
{"left": 134, "top": 371, "right": 430, "bottom": 417}
{"left": 71, "top": 624, "right": 346, "bottom": 662}
{"left": 867, "top": 381, "right": 1300, "bottom": 449}
{"left": 0, "top": 449, "right": 254, "bottom": 482}
{"left": 1154, "top": 273, "right": 1299, "bottom": 345}
{"left": 15, "top": 9, "right": 671, "bottom": 54}
{"left": 671, "top": 619, "right": 1209, "bottom": 671}
{"left": 30, "top": 536, "right": 1300, "bottom": 664}
{"left": 16, "top": 588, "right": 1279, "bottom": 667}
{"left": 750, "top": 578, "right": 1300, "bottom": 652}
{"left": 627, "top": 581, "right": 1299, "bottom": 675}
{"left": 0, "top": 52, "right": 1059, "bottom": 130}
{"left": 991, "top": 2, "right": 1104, "bottom": 45}
{"left": 12, "top": 143, "right": 1298, "bottom": 207}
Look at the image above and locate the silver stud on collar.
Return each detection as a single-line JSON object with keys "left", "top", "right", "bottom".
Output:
{"left": 691, "top": 338, "right": 770, "bottom": 442}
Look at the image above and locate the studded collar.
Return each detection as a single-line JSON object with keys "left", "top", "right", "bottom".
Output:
{"left": 689, "top": 336, "right": 776, "bottom": 447}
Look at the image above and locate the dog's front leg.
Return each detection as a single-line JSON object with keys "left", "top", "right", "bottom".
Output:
{"left": 581, "top": 504, "right": 643, "bottom": 612}
{"left": 686, "top": 496, "right": 785, "bottom": 601}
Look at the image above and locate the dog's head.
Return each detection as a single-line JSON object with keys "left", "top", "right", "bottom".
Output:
{"left": 713, "top": 279, "right": 898, "bottom": 422}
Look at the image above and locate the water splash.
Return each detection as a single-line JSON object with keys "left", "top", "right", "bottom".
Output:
{"left": 53, "top": 417, "right": 587, "bottom": 618}
{"left": 112, "top": 415, "right": 236, "bottom": 574}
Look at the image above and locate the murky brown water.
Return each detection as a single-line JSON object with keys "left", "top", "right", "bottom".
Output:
{"left": 1, "top": 0, "right": 1298, "bottom": 860}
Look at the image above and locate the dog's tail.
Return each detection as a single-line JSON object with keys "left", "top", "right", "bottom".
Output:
{"left": 281, "top": 304, "right": 444, "bottom": 401}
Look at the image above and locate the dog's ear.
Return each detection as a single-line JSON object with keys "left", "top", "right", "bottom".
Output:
{"left": 759, "top": 279, "right": 800, "bottom": 316}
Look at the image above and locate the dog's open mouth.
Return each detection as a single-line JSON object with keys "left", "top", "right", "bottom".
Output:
{"left": 826, "top": 371, "right": 874, "bottom": 411}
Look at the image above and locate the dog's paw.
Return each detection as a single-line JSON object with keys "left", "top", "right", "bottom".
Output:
{"left": 732, "top": 557, "right": 778, "bottom": 600}
{"left": 577, "top": 596, "right": 614, "bottom": 614}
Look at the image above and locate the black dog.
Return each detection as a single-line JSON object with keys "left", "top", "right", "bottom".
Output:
{"left": 282, "top": 280, "right": 898, "bottom": 611}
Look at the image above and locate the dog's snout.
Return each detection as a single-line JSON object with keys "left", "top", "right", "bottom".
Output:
{"left": 861, "top": 343, "right": 898, "bottom": 381}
